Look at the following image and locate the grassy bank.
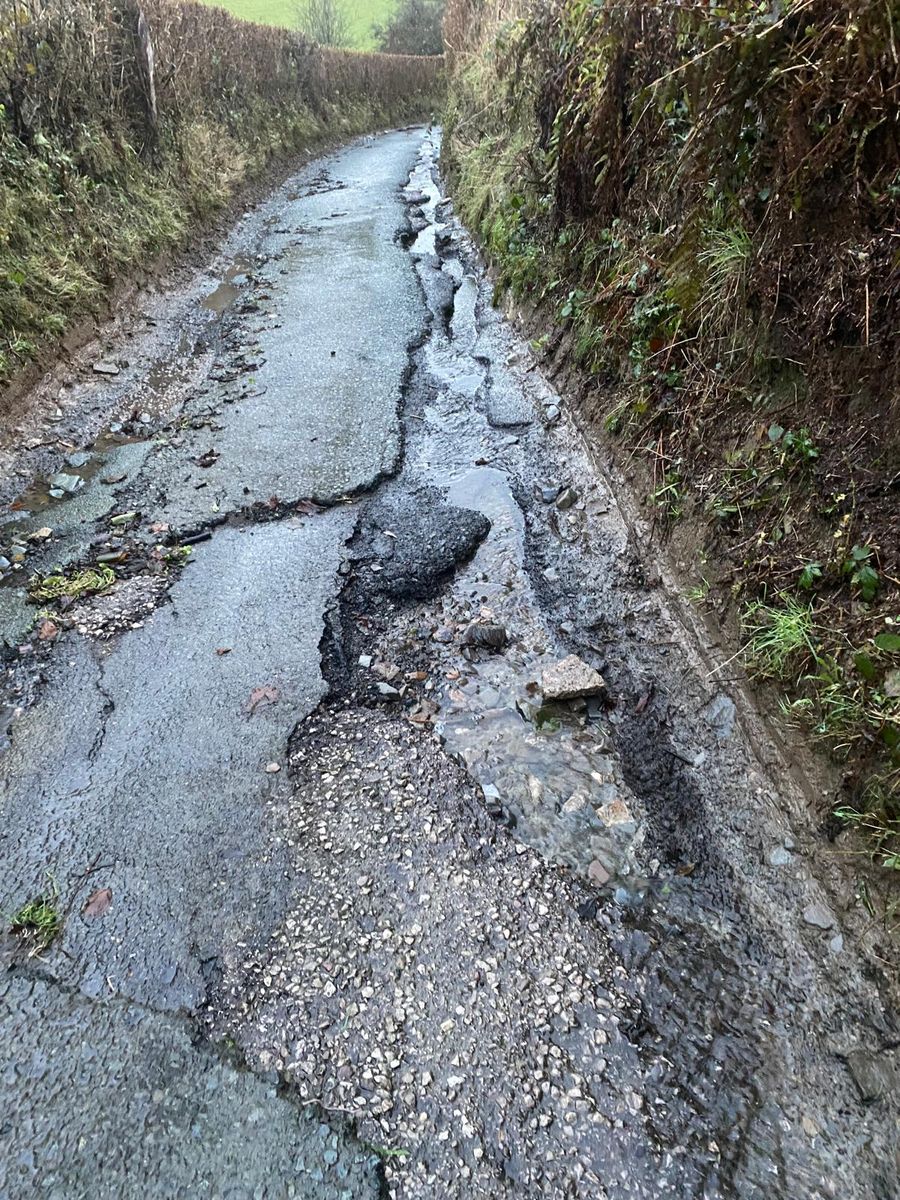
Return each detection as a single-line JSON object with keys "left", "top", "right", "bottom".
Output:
{"left": 0, "top": 0, "right": 443, "bottom": 388}
{"left": 443, "top": 0, "right": 900, "bottom": 873}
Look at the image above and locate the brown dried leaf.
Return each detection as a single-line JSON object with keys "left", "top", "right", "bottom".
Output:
{"left": 248, "top": 684, "right": 279, "bottom": 714}
{"left": 82, "top": 887, "right": 112, "bottom": 918}
{"left": 635, "top": 689, "right": 654, "bottom": 715}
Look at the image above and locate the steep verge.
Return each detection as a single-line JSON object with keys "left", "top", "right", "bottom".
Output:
{"left": 0, "top": 0, "right": 443, "bottom": 390}
{"left": 443, "top": 0, "right": 900, "bottom": 876}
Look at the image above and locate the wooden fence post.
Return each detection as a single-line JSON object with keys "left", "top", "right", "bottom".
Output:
{"left": 135, "top": 7, "right": 158, "bottom": 133}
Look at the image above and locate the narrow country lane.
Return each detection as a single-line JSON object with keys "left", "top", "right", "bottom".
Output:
{"left": 0, "top": 129, "right": 897, "bottom": 1199}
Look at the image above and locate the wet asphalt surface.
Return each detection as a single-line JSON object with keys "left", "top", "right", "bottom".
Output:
{"left": 1, "top": 129, "right": 899, "bottom": 1198}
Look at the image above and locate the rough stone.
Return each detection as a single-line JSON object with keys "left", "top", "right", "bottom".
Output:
{"left": 49, "top": 472, "right": 84, "bottom": 495}
{"left": 541, "top": 655, "right": 606, "bottom": 702}
{"left": 768, "top": 846, "right": 792, "bottom": 867}
{"left": 845, "top": 1048, "right": 900, "bottom": 1103}
{"left": 588, "top": 860, "right": 611, "bottom": 886}
{"left": 803, "top": 902, "right": 836, "bottom": 930}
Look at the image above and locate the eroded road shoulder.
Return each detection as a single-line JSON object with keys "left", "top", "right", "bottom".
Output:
{"left": 1, "top": 129, "right": 898, "bottom": 1199}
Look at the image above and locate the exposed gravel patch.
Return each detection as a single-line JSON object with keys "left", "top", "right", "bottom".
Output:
{"left": 65, "top": 574, "right": 170, "bottom": 639}
{"left": 211, "top": 704, "right": 663, "bottom": 1199}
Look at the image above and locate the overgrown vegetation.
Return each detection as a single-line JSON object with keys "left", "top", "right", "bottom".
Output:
{"left": 444, "top": 0, "right": 900, "bottom": 871}
{"left": 0, "top": 0, "right": 443, "bottom": 388}
{"left": 375, "top": 0, "right": 444, "bottom": 54}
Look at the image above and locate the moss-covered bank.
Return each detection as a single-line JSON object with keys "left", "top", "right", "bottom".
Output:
{"left": 443, "top": 0, "right": 900, "bottom": 873}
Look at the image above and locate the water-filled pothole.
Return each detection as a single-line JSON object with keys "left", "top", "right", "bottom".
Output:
{"left": 0, "top": 429, "right": 149, "bottom": 585}
{"left": 202, "top": 255, "right": 255, "bottom": 314}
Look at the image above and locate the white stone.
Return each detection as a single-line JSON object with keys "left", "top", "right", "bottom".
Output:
{"left": 541, "top": 655, "right": 606, "bottom": 701}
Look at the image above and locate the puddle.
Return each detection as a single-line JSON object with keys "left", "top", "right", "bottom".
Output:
{"left": 6, "top": 430, "right": 145, "bottom": 521}
{"left": 449, "top": 276, "right": 478, "bottom": 350}
{"left": 139, "top": 328, "right": 201, "bottom": 400}
{"left": 432, "top": 469, "right": 643, "bottom": 884}
{"left": 425, "top": 340, "right": 483, "bottom": 401}
{"left": 202, "top": 256, "right": 255, "bottom": 313}
{"left": 407, "top": 148, "right": 444, "bottom": 259}
{"left": 0, "top": 429, "right": 150, "bottom": 586}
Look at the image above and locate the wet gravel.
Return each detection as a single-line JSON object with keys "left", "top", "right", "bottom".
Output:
{"left": 212, "top": 705, "right": 659, "bottom": 1199}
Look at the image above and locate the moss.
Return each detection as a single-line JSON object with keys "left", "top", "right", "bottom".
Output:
{"left": 9, "top": 876, "right": 62, "bottom": 954}
{"left": 29, "top": 566, "right": 116, "bottom": 602}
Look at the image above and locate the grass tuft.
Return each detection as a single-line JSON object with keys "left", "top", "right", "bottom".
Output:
{"left": 742, "top": 596, "right": 818, "bottom": 679}
{"left": 9, "top": 876, "right": 62, "bottom": 954}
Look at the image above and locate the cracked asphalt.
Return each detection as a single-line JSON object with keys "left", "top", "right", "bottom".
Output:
{"left": 1, "top": 128, "right": 899, "bottom": 1199}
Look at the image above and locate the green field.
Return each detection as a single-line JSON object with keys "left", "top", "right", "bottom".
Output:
{"left": 200, "top": 0, "right": 397, "bottom": 49}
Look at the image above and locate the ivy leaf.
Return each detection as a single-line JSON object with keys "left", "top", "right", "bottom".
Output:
{"left": 798, "top": 562, "right": 822, "bottom": 589}
{"left": 854, "top": 652, "right": 876, "bottom": 681}
{"left": 853, "top": 564, "right": 879, "bottom": 602}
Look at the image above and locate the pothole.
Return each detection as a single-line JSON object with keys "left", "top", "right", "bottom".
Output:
{"left": 201, "top": 254, "right": 256, "bottom": 313}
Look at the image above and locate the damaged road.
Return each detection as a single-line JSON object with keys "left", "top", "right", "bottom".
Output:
{"left": 1, "top": 129, "right": 899, "bottom": 1198}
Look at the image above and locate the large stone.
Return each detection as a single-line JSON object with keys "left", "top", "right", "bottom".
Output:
{"left": 541, "top": 655, "right": 605, "bottom": 702}
{"left": 803, "top": 902, "right": 835, "bottom": 930}
{"left": 845, "top": 1048, "right": 900, "bottom": 1103}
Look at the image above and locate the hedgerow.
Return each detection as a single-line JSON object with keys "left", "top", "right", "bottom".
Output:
{"left": 0, "top": 0, "right": 444, "bottom": 385}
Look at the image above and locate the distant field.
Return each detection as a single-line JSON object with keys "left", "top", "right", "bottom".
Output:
{"left": 199, "top": 0, "right": 397, "bottom": 49}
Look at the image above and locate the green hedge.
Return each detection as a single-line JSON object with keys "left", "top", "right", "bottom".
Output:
{"left": 0, "top": 0, "right": 444, "bottom": 382}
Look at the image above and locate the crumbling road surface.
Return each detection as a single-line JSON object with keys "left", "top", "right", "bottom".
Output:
{"left": 1, "top": 129, "right": 898, "bottom": 1199}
